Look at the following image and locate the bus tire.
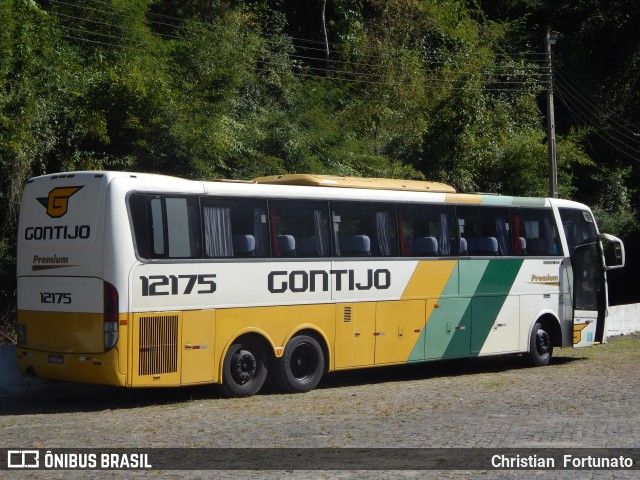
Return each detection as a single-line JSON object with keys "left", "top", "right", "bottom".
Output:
{"left": 274, "top": 335, "right": 324, "bottom": 393}
{"left": 525, "top": 322, "right": 553, "bottom": 367}
{"left": 221, "top": 340, "right": 268, "bottom": 397}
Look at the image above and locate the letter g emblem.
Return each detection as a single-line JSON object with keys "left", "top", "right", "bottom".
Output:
{"left": 37, "top": 187, "right": 83, "bottom": 218}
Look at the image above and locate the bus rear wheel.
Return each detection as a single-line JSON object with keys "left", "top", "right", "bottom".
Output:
{"left": 525, "top": 322, "right": 553, "bottom": 367}
{"left": 273, "top": 335, "right": 324, "bottom": 393}
{"left": 221, "top": 339, "right": 267, "bottom": 397}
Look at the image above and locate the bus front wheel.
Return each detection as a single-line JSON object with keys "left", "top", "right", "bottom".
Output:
{"left": 525, "top": 322, "right": 553, "bottom": 367}
{"left": 221, "top": 340, "right": 268, "bottom": 397}
{"left": 273, "top": 335, "right": 324, "bottom": 393}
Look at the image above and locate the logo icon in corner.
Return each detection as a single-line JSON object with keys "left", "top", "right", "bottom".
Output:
{"left": 36, "top": 186, "right": 83, "bottom": 218}
{"left": 7, "top": 450, "right": 39, "bottom": 468}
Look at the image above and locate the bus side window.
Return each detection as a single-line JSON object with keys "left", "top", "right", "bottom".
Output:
{"left": 516, "top": 208, "right": 563, "bottom": 256}
{"left": 268, "top": 200, "right": 331, "bottom": 258}
{"left": 129, "top": 195, "right": 201, "bottom": 259}
{"left": 129, "top": 194, "right": 155, "bottom": 259}
{"left": 457, "top": 206, "right": 480, "bottom": 256}
{"left": 458, "top": 206, "right": 511, "bottom": 256}
{"left": 482, "top": 207, "right": 511, "bottom": 256}
{"left": 165, "top": 197, "right": 201, "bottom": 258}
{"left": 202, "top": 198, "right": 268, "bottom": 258}
{"left": 128, "top": 194, "right": 166, "bottom": 259}
{"left": 331, "top": 202, "right": 397, "bottom": 257}
{"left": 397, "top": 204, "right": 457, "bottom": 257}
{"left": 149, "top": 198, "right": 165, "bottom": 256}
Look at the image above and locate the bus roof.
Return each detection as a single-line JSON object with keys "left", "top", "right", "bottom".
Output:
{"left": 25, "top": 171, "right": 594, "bottom": 210}
{"left": 252, "top": 174, "right": 456, "bottom": 193}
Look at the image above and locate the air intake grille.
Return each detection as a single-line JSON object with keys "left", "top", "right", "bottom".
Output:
{"left": 138, "top": 315, "right": 178, "bottom": 376}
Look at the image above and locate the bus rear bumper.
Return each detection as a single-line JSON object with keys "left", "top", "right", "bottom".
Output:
{"left": 16, "top": 347, "right": 126, "bottom": 387}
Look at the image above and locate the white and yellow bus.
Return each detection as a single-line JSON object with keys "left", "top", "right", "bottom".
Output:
{"left": 16, "top": 172, "right": 625, "bottom": 397}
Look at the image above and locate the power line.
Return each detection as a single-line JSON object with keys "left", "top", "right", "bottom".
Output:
{"left": 260, "top": 58, "right": 545, "bottom": 87}
{"left": 555, "top": 84, "right": 604, "bottom": 165}
{"left": 555, "top": 73, "right": 640, "bottom": 149}
{"left": 50, "top": 0, "right": 182, "bottom": 30}
{"left": 61, "top": 33, "right": 132, "bottom": 51}
{"left": 555, "top": 84, "right": 640, "bottom": 162}
{"left": 50, "top": 10, "right": 181, "bottom": 40}
{"left": 556, "top": 67, "right": 640, "bottom": 139}
{"left": 285, "top": 39, "right": 548, "bottom": 68}
{"left": 82, "top": 0, "right": 186, "bottom": 24}
{"left": 49, "top": 0, "right": 548, "bottom": 77}
{"left": 48, "top": 1, "right": 547, "bottom": 94}
{"left": 286, "top": 33, "right": 548, "bottom": 62}
{"left": 58, "top": 24, "right": 150, "bottom": 46}
{"left": 257, "top": 66, "right": 543, "bottom": 92}
{"left": 555, "top": 83, "right": 640, "bottom": 154}
{"left": 280, "top": 48, "right": 549, "bottom": 77}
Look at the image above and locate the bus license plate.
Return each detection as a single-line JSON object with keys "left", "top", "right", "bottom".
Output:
{"left": 48, "top": 354, "right": 64, "bottom": 364}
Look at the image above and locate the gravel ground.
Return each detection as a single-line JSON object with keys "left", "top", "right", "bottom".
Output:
{"left": 1, "top": 334, "right": 638, "bottom": 479}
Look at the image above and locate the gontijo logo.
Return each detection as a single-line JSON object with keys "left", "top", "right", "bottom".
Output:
{"left": 37, "top": 186, "right": 83, "bottom": 218}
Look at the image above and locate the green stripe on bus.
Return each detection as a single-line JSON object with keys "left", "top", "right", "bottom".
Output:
{"left": 407, "top": 262, "right": 463, "bottom": 362}
{"left": 510, "top": 197, "right": 547, "bottom": 207}
{"left": 409, "top": 261, "right": 487, "bottom": 361}
{"left": 480, "top": 195, "right": 547, "bottom": 207}
{"left": 481, "top": 196, "right": 514, "bottom": 206}
{"left": 438, "top": 260, "right": 489, "bottom": 359}
{"left": 408, "top": 259, "right": 524, "bottom": 362}
{"left": 469, "top": 259, "right": 524, "bottom": 355}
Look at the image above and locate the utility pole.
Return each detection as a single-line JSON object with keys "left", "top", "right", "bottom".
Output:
{"left": 545, "top": 28, "right": 559, "bottom": 198}
{"left": 320, "top": 0, "right": 330, "bottom": 69}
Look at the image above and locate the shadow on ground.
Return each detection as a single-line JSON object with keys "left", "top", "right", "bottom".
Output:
{"left": 0, "top": 353, "right": 584, "bottom": 417}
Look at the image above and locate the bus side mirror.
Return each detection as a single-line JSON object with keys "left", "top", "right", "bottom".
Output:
{"left": 600, "top": 233, "right": 625, "bottom": 270}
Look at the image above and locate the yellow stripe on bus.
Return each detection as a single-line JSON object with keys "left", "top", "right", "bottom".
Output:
{"left": 401, "top": 260, "right": 457, "bottom": 300}
{"left": 445, "top": 193, "right": 482, "bottom": 204}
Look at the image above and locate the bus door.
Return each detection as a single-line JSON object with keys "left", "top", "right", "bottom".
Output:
{"left": 571, "top": 242, "right": 605, "bottom": 347}
{"left": 571, "top": 234, "right": 625, "bottom": 347}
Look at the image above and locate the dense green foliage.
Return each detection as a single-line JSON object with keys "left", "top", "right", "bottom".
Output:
{"left": 1, "top": 0, "right": 639, "bottom": 334}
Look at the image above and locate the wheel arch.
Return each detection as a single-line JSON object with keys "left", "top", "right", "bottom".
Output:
{"left": 528, "top": 312, "right": 563, "bottom": 350}
{"left": 217, "top": 329, "right": 275, "bottom": 384}
{"left": 285, "top": 326, "right": 331, "bottom": 374}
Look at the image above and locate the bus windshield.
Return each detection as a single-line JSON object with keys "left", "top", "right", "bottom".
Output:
{"left": 559, "top": 208, "right": 598, "bottom": 254}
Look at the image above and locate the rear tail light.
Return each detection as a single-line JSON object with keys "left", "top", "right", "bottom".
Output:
{"left": 104, "top": 281, "right": 119, "bottom": 351}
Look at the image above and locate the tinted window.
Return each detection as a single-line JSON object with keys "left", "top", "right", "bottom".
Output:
{"left": 201, "top": 197, "right": 268, "bottom": 258}
{"left": 397, "top": 204, "right": 457, "bottom": 256}
{"left": 269, "top": 200, "right": 331, "bottom": 257}
{"left": 150, "top": 197, "right": 164, "bottom": 255}
{"left": 457, "top": 206, "right": 511, "bottom": 256}
{"left": 129, "top": 194, "right": 201, "bottom": 259}
{"left": 559, "top": 208, "right": 598, "bottom": 255}
{"left": 166, "top": 197, "right": 201, "bottom": 258}
{"left": 512, "top": 208, "right": 562, "bottom": 256}
{"left": 331, "top": 202, "right": 397, "bottom": 257}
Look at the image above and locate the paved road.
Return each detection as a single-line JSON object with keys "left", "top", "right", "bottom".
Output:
{"left": 1, "top": 334, "right": 638, "bottom": 479}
